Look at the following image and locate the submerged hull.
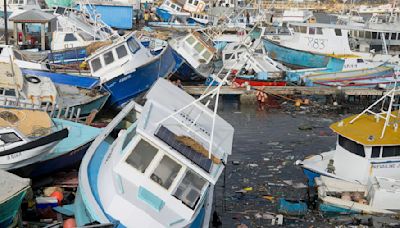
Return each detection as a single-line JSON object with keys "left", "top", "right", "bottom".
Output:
{"left": 103, "top": 45, "right": 176, "bottom": 107}
{"left": 263, "top": 38, "right": 331, "bottom": 69}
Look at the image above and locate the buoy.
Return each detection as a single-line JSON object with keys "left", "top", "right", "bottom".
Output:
{"left": 63, "top": 218, "right": 76, "bottom": 228}
{"left": 295, "top": 99, "right": 302, "bottom": 107}
{"left": 50, "top": 191, "right": 63, "bottom": 204}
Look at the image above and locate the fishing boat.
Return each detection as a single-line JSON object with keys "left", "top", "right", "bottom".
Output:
{"left": 13, "top": 118, "right": 102, "bottom": 178}
{"left": 75, "top": 78, "right": 234, "bottom": 227}
{"left": 297, "top": 87, "right": 400, "bottom": 186}
{"left": 170, "top": 31, "right": 216, "bottom": 80}
{"left": 0, "top": 107, "right": 68, "bottom": 170}
{"left": 0, "top": 169, "right": 30, "bottom": 227}
{"left": 315, "top": 175, "right": 400, "bottom": 215}
{"left": 0, "top": 62, "right": 109, "bottom": 118}
{"left": 301, "top": 65, "right": 396, "bottom": 88}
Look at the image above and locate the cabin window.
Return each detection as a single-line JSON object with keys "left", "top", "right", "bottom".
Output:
{"left": 385, "top": 33, "right": 390, "bottom": 40}
{"left": 0, "top": 132, "right": 22, "bottom": 144}
{"left": 13, "top": 50, "right": 22, "bottom": 60}
{"left": 194, "top": 0, "right": 199, "bottom": 5}
{"left": 372, "top": 32, "right": 377, "bottom": 39}
{"left": 338, "top": 135, "right": 365, "bottom": 157}
{"left": 27, "top": 0, "right": 36, "bottom": 4}
{"left": 4, "top": 89, "right": 16, "bottom": 97}
{"left": 334, "top": 29, "right": 342, "bottom": 36}
{"left": 299, "top": 26, "right": 307, "bottom": 34}
{"left": 64, "top": 33, "right": 78, "bottom": 42}
{"left": 309, "top": 27, "right": 316, "bottom": 35}
{"left": 127, "top": 38, "right": 140, "bottom": 54}
{"left": 202, "top": 50, "right": 212, "bottom": 60}
{"left": 78, "top": 32, "right": 94, "bottom": 41}
{"left": 91, "top": 57, "right": 102, "bottom": 72}
{"left": 371, "top": 147, "right": 381, "bottom": 158}
{"left": 150, "top": 155, "right": 182, "bottom": 189}
{"left": 365, "top": 32, "right": 372, "bottom": 39}
{"left": 225, "top": 53, "right": 233, "bottom": 60}
{"left": 397, "top": 33, "right": 400, "bottom": 40}
{"left": 116, "top": 45, "right": 128, "bottom": 59}
{"left": 185, "top": 36, "right": 196, "bottom": 45}
{"left": 194, "top": 42, "right": 204, "bottom": 53}
{"left": 103, "top": 51, "right": 114, "bottom": 65}
{"left": 382, "top": 146, "right": 400, "bottom": 158}
{"left": 357, "top": 59, "right": 364, "bottom": 63}
{"left": 391, "top": 33, "right": 396, "bottom": 40}
{"left": 359, "top": 31, "right": 365, "bottom": 38}
{"left": 0, "top": 88, "right": 4, "bottom": 95}
{"left": 174, "top": 170, "right": 207, "bottom": 209}
{"left": 376, "top": 32, "right": 381, "bottom": 40}
{"left": 126, "top": 139, "right": 158, "bottom": 173}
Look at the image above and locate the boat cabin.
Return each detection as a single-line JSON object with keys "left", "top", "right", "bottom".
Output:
{"left": 190, "top": 12, "right": 210, "bottom": 25}
{"left": 328, "top": 111, "right": 400, "bottom": 184}
{"left": 96, "top": 79, "right": 233, "bottom": 226}
{"left": 184, "top": 0, "right": 206, "bottom": 13}
{"left": 7, "top": 0, "right": 40, "bottom": 11}
{"left": 171, "top": 32, "right": 215, "bottom": 69}
{"left": 160, "top": 0, "right": 184, "bottom": 13}
{"left": 87, "top": 33, "right": 152, "bottom": 81}
{"left": 283, "top": 22, "right": 353, "bottom": 55}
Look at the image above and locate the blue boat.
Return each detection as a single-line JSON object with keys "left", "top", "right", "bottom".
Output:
{"left": 73, "top": 78, "right": 234, "bottom": 227}
{"left": 48, "top": 47, "right": 88, "bottom": 65}
{"left": 0, "top": 170, "right": 30, "bottom": 227}
{"left": 86, "top": 33, "right": 176, "bottom": 107}
{"left": 13, "top": 118, "right": 102, "bottom": 178}
{"left": 263, "top": 38, "right": 332, "bottom": 69}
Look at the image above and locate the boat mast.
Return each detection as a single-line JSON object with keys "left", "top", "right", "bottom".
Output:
{"left": 4, "top": 0, "right": 8, "bottom": 45}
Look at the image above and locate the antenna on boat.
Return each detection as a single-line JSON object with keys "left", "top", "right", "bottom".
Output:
{"left": 349, "top": 74, "right": 400, "bottom": 138}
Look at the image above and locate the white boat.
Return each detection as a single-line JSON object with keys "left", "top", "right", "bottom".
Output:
{"left": 316, "top": 175, "right": 400, "bottom": 214}
{"left": 75, "top": 78, "right": 234, "bottom": 227}
{"left": 357, "top": 4, "right": 400, "bottom": 15}
{"left": 0, "top": 107, "right": 68, "bottom": 170}
{"left": 272, "top": 8, "right": 315, "bottom": 26}
{"left": 297, "top": 86, "right": 400, "bottom": 186}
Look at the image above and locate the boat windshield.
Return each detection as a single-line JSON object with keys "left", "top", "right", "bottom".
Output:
{"left": 127, "top": 37, "right": 140, "bottom": 54}
{"left": 338, "top": 135, "right": 365, "bottom": 157}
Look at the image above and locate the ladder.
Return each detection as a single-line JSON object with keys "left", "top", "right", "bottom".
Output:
{"left": 381, "top": 32, "right": 389, "bottom": 55}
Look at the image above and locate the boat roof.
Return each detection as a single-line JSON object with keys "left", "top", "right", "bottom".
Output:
{"left": 0, "top": 169, "right": 30, "bottom": 203}
{"left": 330, "top": 112, "right": 400, "bottom": 146}
{"left": 0, "top": 62, "right": 23, "bottom": 90}
{"left": 139, "top": 78, "right": 233, "bottom": 160}
{"left": 0, "top": 107, "right": 53, "bottom": 136}
{"left": 290, "top": 22, "right": 399, "bottom": 32}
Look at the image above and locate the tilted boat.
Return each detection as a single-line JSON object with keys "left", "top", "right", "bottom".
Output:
{"left": 0, "top": 62, "right": 109, "bottom": 118}
{"left": 315, "top": 175, "right": 400, "bottom": 215}
{"left": 0, "top": 169, "right": 30, "bottom": 227}
{"left": 0, "top": 107, "right": 68, "bottom": 170}
{"left": 75, "top": 78, "right": 234, "bottom": 227}
{"left": 297, "top": 87, "right": 400, "bottom": 186}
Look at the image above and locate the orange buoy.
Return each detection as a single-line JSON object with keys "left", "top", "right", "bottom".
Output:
{"left": 63, "top": 218, "right": 76, "bottom": 228}
{"left": 50, "top": 191, "right": 63, "bottom": 204}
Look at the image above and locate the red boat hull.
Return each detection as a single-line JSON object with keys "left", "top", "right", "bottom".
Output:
{"left": 233, "top": 77, "right": 287, "bottom": 86}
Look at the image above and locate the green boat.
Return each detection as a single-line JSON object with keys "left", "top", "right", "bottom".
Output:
{"left": 0, "top": 170, "right": 30, "bottom": 227}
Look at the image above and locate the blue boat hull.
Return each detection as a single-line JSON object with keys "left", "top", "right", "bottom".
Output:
{"left": 103, "top": 45, "right": 176, "bottom": 107}
{"left": 263, "top": 39, "right": 331, "bottom": 69}
{"left": 155, "top": 8, "right": 172, "bottom": 22}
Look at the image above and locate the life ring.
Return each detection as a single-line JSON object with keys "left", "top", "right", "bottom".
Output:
{"left": 25, "top": 76, "right": 41, "bottom": 84}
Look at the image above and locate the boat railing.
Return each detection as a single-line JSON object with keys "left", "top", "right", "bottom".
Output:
{"left": 0, "top": 96, "right": 86, "bottom": 123}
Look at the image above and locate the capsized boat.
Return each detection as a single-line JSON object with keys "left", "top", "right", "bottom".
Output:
{"left": 0, "top": 107, "right": 68, "bottom": 170}
{"left": 13, "top": 118, "right": 102, "bottom": 178}
{"left": 75, "top": 78, "right": 234, "bottom": 227}
{"left": 297, "top": 87, "right": 400, "bottom": 186}
{"left": 315, "top": 176, "right": 400, "bottom": 215}
{"left": 0, "top": 169, "right": 30, "bottom": 227}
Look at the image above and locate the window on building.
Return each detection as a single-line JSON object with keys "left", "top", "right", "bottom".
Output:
{"left": 335, "top": 29, "right": 342, "bottom": 36}
{"left": 338, "top": 135, "right": 365, "bottom": 157}
{"left": 64, "top": 33, "right": 78, "bottom": 42}
{"left": 116, "top": 45, "right": 128, "bottom": 59}
{"left": 91, "top": 57, "right": 102, "bottom": 72}
{"left": 103, "top": 51, "right": 114, "bottom": 65}
{"left": 150, "top": 155, "right": 182, "bottom": 189}
{"left": 382, "top": 146, "right": 400, "bottom": 157}
{"left": 371, "top": 147, "right": 381, "bottom": 158}
{"left": 126, "top": 139, "right": 158, "bottom": 173}
{"left": 174, "top": 170, "right": 208, "bottom": 209}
